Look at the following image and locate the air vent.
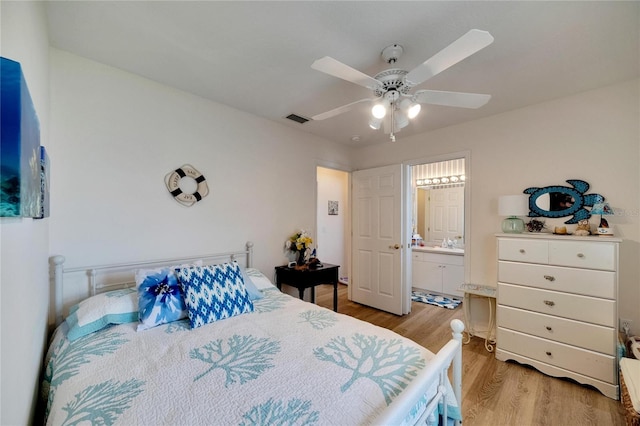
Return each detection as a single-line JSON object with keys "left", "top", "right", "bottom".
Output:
{"left": 285, "top": 113, "right": 310, "bottom": 124}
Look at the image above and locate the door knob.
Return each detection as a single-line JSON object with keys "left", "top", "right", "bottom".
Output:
{"left": 389, "top": 244, "right": 400, "bottom": 250}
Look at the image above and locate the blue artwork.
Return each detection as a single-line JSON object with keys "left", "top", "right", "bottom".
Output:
{"left": 36, "top": 146, "right": 50, "bottom": 219}
{"left": 1, "top": 57, "right": 41, "bottom": 217}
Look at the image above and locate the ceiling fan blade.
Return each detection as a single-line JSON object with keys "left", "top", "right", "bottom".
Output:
{"left": 413, "top": 90, "right": 491, "bottom": 108}
{"left": 405, "top": 29, "right": 494, "bottom": 87}
{"left": 311, "top": 98, "right": 374, "bottom": 121}
{"left": 312, "top": 56, "right": 382, "bottom": 90}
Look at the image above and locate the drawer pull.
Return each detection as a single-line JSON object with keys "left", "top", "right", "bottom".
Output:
{"left": 545, "top": 326, "right": 552, "bottom": 331}
{"left": 519, "top": 249, "right": 525, "bottom": 254}
{"left": 543, "top": 275, "right": 555, "bottom": 282}
{"left": 543, "top": 300, "right": 555, "bottom": 307}
{"left": 577, "top": 253, "right": 585, "bottom": 258}
{"left": 545, "top": 351, "right": 552, "bottom": 357}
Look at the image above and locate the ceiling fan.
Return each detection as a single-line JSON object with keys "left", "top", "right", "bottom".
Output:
{"left": 310, "top": 29, "right": 494, "bottom": 141}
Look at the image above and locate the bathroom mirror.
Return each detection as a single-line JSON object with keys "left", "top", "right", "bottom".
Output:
{"left": 524, "top": 179, "right": 604, "bottom": 224}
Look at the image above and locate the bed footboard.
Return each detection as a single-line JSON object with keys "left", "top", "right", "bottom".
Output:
{"left": 373, "top": 318, "right": 464, "bottom": 426}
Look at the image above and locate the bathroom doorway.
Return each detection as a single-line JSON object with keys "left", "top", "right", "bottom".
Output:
{"left": 408, "top": 154, "right": 468, "bottom": 298}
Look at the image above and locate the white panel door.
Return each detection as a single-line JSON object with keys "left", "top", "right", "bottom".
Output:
{"left": 352, "top": 164, "right": 403, "bottom": 315}
{"left": 430, "top": 186, "right": 464, "bottom": 243}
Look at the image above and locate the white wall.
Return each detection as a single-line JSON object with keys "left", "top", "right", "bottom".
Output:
{"left": 48, "top": 49, "right": 351, "bottom": 287}
{"left": 352, "top": 79, "right": 640, "bottom": 334}
{"left": 316, "top": 167, "right": 349, "bottom": 280}
{"left": 0, "top": 1, "right": 51, "bottom": 424}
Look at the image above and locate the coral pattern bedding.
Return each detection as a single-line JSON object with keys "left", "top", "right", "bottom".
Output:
{"left": 43, "top": 268, "right": 460, "bottom": 425}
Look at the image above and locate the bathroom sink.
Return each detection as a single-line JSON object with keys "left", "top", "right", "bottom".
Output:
{"left": 413, "top": 246, "right": 464, "bottom": 255}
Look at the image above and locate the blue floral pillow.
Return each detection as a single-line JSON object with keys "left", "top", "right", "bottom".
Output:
{"left": 178, "top": 262, "right": 254, "bottom": 329}
{"left": 135, "top": 263, "right": 199, "bottom": 331}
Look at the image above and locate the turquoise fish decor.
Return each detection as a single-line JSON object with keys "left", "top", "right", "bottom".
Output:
{"left": 524, "top": 179, "right": 604, "bottom": 224}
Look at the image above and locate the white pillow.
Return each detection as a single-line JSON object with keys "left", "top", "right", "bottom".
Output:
{"left": 245, "top": 268, "right": 276, "bottom": 290}
{"left": 65, "top": 288, "right": 138, "bottom": 341}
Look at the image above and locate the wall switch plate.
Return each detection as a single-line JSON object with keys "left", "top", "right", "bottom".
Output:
{"left": 620, "top": 318, "right": 632, "bottom": 332}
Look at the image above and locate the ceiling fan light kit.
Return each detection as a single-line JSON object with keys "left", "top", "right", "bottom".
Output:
{"left": 371, "top": 103, "right": 387, "bottom": 119}
{"left": 310, "top": 29, "right": 494, "bottom": 142}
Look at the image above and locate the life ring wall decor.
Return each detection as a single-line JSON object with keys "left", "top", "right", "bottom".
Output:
{"left": 165, "top": 164, "right": 209, "bottom": 207}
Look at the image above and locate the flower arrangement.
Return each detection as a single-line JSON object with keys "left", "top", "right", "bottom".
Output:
{"left": 285, "top": 230, "right": 313, "bottom": 265}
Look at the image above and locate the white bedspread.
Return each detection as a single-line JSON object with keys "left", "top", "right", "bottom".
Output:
{"left": 43, "top": 288, "right": 460, "bottom": 425}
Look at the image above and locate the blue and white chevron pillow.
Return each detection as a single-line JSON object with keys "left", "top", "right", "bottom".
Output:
{"left": 178, "top": 262, "right": 254, "bottom": 328}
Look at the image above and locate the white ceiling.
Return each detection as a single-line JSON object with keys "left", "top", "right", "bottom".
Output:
{"left": 45, "top": 1, "right": 639, "bottom": 147}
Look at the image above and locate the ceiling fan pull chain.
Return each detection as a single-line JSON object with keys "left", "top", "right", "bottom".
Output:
{"left": 390, "top": 104, "right": 396, "bottom": 142}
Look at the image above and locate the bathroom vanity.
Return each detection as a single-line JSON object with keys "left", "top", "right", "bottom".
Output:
{"left": 411, "top": 246, "right": 464, "bottom": 297}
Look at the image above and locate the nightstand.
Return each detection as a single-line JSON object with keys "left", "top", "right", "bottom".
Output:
{"left": 274, "top": 263, "right": 339, "bottom": 312}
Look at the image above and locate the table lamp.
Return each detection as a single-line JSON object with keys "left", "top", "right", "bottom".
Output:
{"left": 499, "top": 195, "right": 529, "bottom": 233}
{"left": 591, "top": 202, "right": 614, "bottom": 236}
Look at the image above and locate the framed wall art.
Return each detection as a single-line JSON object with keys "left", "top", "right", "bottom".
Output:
{"left": 1, "top": 57, "right": 41, "bottom": 218}
{"left": 328, "top": 200, "right": 338, "bottom": 215}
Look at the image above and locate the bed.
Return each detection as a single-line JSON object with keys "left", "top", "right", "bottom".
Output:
{"left": 43, "top": 242, "right": 464, "bottom": 425}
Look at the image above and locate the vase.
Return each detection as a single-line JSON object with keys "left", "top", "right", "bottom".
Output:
{"left": 296, "top": 250, "right": 306, "bottom": 266}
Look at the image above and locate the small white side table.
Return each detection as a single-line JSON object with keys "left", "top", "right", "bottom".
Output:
{"left": 459, "top": 283, "right": 497, "bottom": 352}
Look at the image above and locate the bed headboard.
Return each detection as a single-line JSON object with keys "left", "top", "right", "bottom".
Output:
{"left": 49, "top": 241, "right": 254, "bottom": 327}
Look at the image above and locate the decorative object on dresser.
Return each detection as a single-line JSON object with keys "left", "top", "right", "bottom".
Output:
{"left": 525, "top": 218, "right": 546, "bottom": 233}
{"left": 498, "top": 194, "right": 529, "bottom": 233}
{"left": 523, "top": 179, "right": 604, "bottom": 224}
{"left": 591, "top": 202, "right": 614, "bottom": 236}
{"left": 495, "top": 233, "right": 621, "bottom": 399}
{"left": 573, "top": 218, "right": 591, "bottom": 236}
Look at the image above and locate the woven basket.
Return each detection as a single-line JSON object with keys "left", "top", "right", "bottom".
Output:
{"left": 621, "top": 373, "right": 640, "bottom": 426}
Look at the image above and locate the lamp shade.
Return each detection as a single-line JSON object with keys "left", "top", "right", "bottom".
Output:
{"left": 498, "top": 195, "right": 529, "bottom": 217}
{"left": 591, "top": 202, "right": 613, "bottom": 216}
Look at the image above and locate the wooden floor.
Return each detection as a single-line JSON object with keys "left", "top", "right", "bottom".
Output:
{"left": 314, "top": 284, "right": 626, "bottom": 426}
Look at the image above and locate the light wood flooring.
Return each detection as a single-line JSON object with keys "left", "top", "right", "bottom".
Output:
{"left": 314, "top": 284, "right": 626, "bottom": 426}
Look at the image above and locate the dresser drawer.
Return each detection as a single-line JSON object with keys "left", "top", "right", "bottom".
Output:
{"left": 498, "top": 283, "right": 615, "bottom": 327}
{"left": 549, "top": 241, "right": 616, "bottom": 271}
{"left": 497, "top": 328, "right": 616, "bottom": 383}
{"left": 498, "top": 238, "right": 548, "bottom": 264}
{"left": 497, "top": 305, "right": 616, "bottom": 355}
{"left": 498, "top": 261, "right": 615, "bottom": 299}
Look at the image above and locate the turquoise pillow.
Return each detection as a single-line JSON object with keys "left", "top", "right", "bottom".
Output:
{"left": 241, "top": 267, "right": 264, "bottom": 300}
{"left": 179, "top": 262, "right": 254, "bottom": 329}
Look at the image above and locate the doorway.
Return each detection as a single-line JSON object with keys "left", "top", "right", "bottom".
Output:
{"left": 316, "top": 166, "right": 349, "bottom": 285}
{"left": 408, "top": 154, "right": 469, "bottom": 299}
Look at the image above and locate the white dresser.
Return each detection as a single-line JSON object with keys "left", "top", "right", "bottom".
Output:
{"left": 495, "top": 233, "right": 621, "bottom": 399}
